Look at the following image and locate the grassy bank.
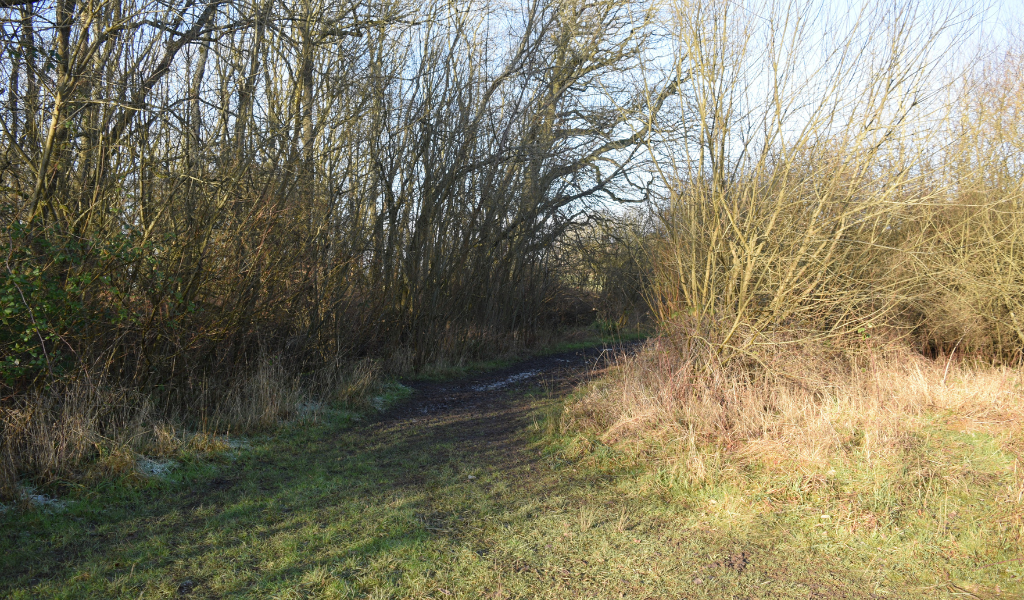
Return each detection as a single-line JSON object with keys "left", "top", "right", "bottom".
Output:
{"left": 1, "top": 339, "right": 1020, "bottom": 598}
{"left": 0, "top": 324, "right": 643, "bottom": 501}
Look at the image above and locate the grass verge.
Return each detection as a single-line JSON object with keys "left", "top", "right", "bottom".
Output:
{"left": 1, "top": 338, "right": 1018, "bottom": 598}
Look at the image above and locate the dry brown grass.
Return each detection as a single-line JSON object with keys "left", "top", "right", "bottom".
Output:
{"left": 565, "top": 334, "right": 1024, "bottom": 471}
{"left": 1, "top": 381, "right": 150, "bottom": 496}
{"left": 204, "top": 357, "right": 308, "bottom": 432}
{"left": 311, "top": 358, "right": 379, "bottom": 411}
{"left": 0, "top": 354, "right": 347, "bottom": 500}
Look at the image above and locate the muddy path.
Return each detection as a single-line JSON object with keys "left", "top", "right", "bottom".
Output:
{"left": 397, "top": 341, "right": 642, "bottom": 418}
{"left": 344, "top": 340, "right": 644, "bottom": 487}
{"left": 368, "top": 342, "right": 643, "bottom": 469}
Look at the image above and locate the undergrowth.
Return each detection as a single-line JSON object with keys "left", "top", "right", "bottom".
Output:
{"left": 0, "top": 337, "right": 1020, "bottom": 597}
{"left": 0, "top": 324, "right": 634, "bottom": 502}
{"left": 559, "top": 333, "right": 1024, "bottom": 594}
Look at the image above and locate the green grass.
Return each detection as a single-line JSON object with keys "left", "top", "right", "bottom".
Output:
{"left": 535, "top": 328, "right": 649, "bottom": 355}
{"left": 368, "top": 382, "right": 414, "bottom": 412}
{"left": 1, "top": 377, "right": 1020, "bottom": 598}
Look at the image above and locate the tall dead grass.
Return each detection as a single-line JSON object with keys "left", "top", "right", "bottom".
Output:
{"left": 1, "top": 382, "right": 133, "bottom": 497}
{"left": 0, "top": 354, "right": 386, "bottom": 500}
{"left": 565, "top": 333, "right": 1023, "bottom": 471}
{"left": 0, "top": 379, "right": 189, "bottom": 499}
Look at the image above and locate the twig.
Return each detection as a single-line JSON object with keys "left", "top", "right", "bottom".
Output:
{"left": 941, "top": 336, "right": 964, "bottom": 387}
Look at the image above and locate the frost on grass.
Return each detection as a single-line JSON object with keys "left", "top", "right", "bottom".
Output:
{"left": 136, "top": 457, "right": 179, "bottom": 479}
{"left": 26, "top": 493, "right": 68, "bottom": 511}
{"left": 0, "top": 487, "right": 71, "bottom": 513}
{"left": 294, "top": 401, "right": 324, "bottom": 421}
{"left": 227, "top": 437, "right": 251, "bottom": 450}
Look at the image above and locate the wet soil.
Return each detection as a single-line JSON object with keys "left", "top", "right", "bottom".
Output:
{"left": 375, "top": 341, "right": 644, "bottom": 464}
{"left": 399, "top": 341, "right": 641, "bottom": 417}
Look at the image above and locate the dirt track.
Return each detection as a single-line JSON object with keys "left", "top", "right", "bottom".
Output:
{"left": 399, "top": 341, "right": 642, "bottom": 418}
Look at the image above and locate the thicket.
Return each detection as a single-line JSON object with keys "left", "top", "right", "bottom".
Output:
{"left": 2, "top": 0, "right": 1022, "bottom": 496}
{"left": 0, "top": 0, "right": 665, "bottom": 494}
{"left": 568, "top": 0, "right": 1024, "bottom": 469}
{"left": 641, "top": 0, "right": 1022, "bottom": 363}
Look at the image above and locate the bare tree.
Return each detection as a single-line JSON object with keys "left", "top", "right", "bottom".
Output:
{"left": 645, "top": 0, "right": 971, "bottom": 358}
